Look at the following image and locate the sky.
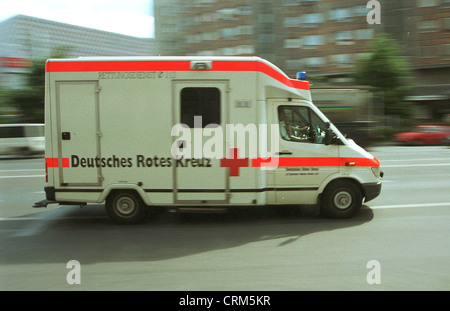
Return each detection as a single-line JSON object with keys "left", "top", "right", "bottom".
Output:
{"left": 0, "top": 0, "right": 154, "bottom": 38}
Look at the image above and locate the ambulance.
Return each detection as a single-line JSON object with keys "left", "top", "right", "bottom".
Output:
{"left": 33, "top": 56, "right": 383, "bottom": 224}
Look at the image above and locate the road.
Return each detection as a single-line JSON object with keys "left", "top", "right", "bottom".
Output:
{"left": 0, "top": 146, "right": 449, "bottom": 291}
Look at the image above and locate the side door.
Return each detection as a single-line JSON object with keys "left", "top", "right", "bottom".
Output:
{"left": 269, "top": 100, "right": 339, "bottom": 204}
{"left": 56, "top": 81, "right": 101, "bottom": 186}
{"left": 172, "top": 80, "right": 229, "bottom": 204}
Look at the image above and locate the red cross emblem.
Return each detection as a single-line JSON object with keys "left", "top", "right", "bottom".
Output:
{"left": 220, "top": 148, "right": 249, "bottom": 177}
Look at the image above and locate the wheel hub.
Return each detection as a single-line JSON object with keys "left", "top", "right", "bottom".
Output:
{"left": 334, "top": 191, "right": 352, "bottom": 210}
{"left": 116, "top": 197, "right": 135, "bottom": 215}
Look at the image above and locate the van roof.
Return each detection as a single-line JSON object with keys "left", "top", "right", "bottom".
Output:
{"left": 46, "top": 56, "right": 281, "bottom": 74}
{"left": 45, "top": 56, "right": 310, "bottom": 91}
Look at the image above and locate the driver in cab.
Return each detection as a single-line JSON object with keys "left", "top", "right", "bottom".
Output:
{"left": 279, "top": 109, "right": 310, "bottom": 142}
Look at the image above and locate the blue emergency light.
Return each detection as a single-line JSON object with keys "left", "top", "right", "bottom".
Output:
{"left": 296, "top": 71, "right": 307, "bottom": 80}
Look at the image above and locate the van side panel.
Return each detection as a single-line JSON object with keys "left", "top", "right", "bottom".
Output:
{"left": 99, "top": 77, "right": 175, "bottom": 204}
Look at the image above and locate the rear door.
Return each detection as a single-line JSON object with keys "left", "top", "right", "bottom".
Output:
{"left": 56, "top": 81, "right": 101, "bottom": 186}
{"left": 172, "top": 80, "right": 229, "bottom": 204}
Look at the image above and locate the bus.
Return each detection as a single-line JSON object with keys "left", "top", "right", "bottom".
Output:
{"left": 0, "top": 124, "right": 45, "bottom": 156}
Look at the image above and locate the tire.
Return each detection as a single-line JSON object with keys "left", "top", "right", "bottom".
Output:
{"left": 105, "top": 191, "right": 147, "bottom": 224}
{"left": 320, "top": 180, "right": 363, "bottom": 219}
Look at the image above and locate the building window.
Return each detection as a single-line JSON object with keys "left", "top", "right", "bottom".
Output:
{"left": 284, "top": 38, "right": 301, "bottom": 48}
{"left": 330, "top": 54, "right": 354, "bottom": 67}
{"left": 217, "top": 8, "right": 237, "bottom": 20}
{"left": 418, "top": 20, "right": 439, "bottom": 32}
{"left": 301, "top": 13, "right": 324, "bottom": 26}
{"left": 284, "top": 16, "right": 300, "bottom": 27}
{"left": 283, "top": 0, "right": 301, "bottom": 5}
{"left": 329, "top": 8, "right": 352, "bottom": 21}
{"left": 181, "top": 88, "right": 221, "bottom": 128}
{"left": 237, "top": 6, "right": 253, "bottom": 15}
{"left": 353, "top": 5, "right": 370, "bottom": 16}
{"left": 355, "top": 28, "right": 374, "bottom": 40}
{"left": 304, "top": 57, "right": 326, "bottom": 68}
{"left": 238, "top": 25, "right": 254, "bottom": 35}
{"left": 303, "top": 34, "right": 325, "bottom": 46}
{"left": 285, "top": 59, "right": 304, "bottom": 68}
{"left": 335, "top": 31, "right": 354, "bottom": 44}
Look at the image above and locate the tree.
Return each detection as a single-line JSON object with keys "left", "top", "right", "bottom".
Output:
{"left": 7, "top": 59, "right": 46, "bottom": 123}
{"left": 3, "top": 48, "right": 70, "bottom": 123}
{"left": 354, "top": 34, "right": 413, "bottom": 117}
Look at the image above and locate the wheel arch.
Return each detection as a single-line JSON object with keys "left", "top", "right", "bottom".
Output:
{"left": 98, "top": 184, "right": 151, "bottom": 205}
{"left": 318, "top": 175, "right": 365, "bottom": 203}
{"left": 318, "top": 177, "right": 364, "bottom": 218}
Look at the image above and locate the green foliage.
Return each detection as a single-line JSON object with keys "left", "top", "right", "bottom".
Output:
{"left": 1, "top": 47, "right": 70, "bottom": 123}
{"left": 354, "top": 34, "right": 413, "bottom": 117}
{"left": 9, "top": 60, "right": 46, "bottom": 123}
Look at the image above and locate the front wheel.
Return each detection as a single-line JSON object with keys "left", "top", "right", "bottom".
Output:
{"left": 105, "top": 191, "right": 147, "bottom": 224}
{"left": 320, "top": 180, "right": 363, "bottom": 219}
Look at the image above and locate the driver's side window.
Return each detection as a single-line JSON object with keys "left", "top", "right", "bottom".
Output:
{"left": 278, "top": 105, "right": 327, "bottom": 144}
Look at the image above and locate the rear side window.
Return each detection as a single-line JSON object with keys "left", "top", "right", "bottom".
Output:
{"left": 180, "top": 87, "right": 220, "bottom": 128}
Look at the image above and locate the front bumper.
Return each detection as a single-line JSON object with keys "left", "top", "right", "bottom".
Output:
{"left": 362, "top": 182, "right": 382, "bottom": 202}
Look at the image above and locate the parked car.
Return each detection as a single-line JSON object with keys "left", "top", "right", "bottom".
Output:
{"left": 394, "top": 125, "right": 450, "bottom": 145}
{"left": 444, "top": 134, "right": 450, "bottom": 146}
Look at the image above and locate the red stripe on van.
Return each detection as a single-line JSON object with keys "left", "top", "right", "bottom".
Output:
{"left": 45, "top": 158, "right": 59, "bottom": 168}
{"left": 45, "top": 158, "right": 70, "bottom": 168}
{"left": 45, "top": 60, "right": 310, "bottom": 90}
{"left": 45, "top": 61, "right": 191, "bottom": 73}
{"left": 251, "top": 157, "right": 380, "bottom": 167}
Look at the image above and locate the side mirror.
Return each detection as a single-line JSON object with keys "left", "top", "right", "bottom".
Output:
{"left": 324, "top": 122, "right": 332, "bottom": 145}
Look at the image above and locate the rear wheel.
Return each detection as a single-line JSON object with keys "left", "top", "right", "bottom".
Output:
{"left": 105, "top": 191, "right": 147, "bottom": 224}
{"left": 320, "top": 180, "right": 362, "bottom": 219}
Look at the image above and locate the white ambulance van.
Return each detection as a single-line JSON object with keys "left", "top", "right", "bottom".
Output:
{"left": 33, "top": 56, "right": 383, "bottom": 224}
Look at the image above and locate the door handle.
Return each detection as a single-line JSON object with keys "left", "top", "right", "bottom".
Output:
{"left": 276, "top": 151, "right": 292, "bottom": 155}
{"left": 62, "top": 132, "right": 71, "bottom": 140}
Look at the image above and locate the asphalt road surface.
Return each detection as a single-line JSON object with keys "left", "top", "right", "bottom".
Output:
{"left": 0, "top": 146, "right": 449, "bottom": 291}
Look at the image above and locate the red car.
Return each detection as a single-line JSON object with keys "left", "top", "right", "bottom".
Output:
{"left": 394, "top": 125, "right": 450, "bottom": 145}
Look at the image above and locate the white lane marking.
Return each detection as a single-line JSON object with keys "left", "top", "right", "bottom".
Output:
{"left": 381, "top": 158, "right": 450, "bottom": 162}
{"left": 0, "top": 175, "right": 45, "bottom": 179}
{"left": 0, "top": 216, "right": 107, "bottom": 221}
{"left": 0, "top": 169, "right": 44, "bottom": 172}
{"left": 382, "top": 163, "right": 450, "bottom": 168}
{"left": 370, "top": 202, "right": 450, "bottom": 209}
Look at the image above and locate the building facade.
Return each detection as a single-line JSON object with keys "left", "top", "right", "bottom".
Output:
{"left": 155, "top": 0, "right": 450, "bottom": 120}
{"left": 0, "top": 15, "right": 156, "bottom": 89}
{"left": 155, "top": 0, "right": 382, "bottom": 78}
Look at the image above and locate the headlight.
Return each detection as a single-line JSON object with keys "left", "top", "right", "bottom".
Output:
{"left": 371, "top": 167, "right": 382, "bottom": 178}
